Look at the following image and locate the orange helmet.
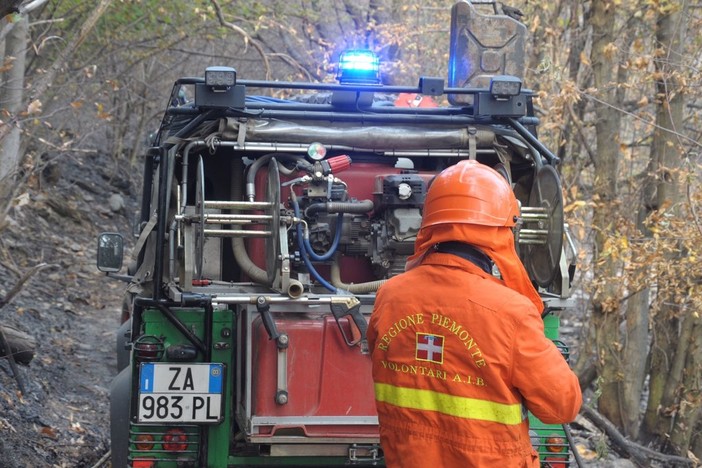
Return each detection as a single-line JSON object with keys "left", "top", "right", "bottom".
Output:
{"left": 421, "top": 160, "right": 519, "bottom": 228}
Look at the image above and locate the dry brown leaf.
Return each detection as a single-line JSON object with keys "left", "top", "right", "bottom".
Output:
{"left": 39, "top": 426, "right": 57, "bottom": 439}
{"left": 26, "top": 99, "right": 42, "bottom": 115}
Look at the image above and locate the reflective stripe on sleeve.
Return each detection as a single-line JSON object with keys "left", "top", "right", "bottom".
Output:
{"left": 374, "top": 382, "right": 524, "bottom": 425}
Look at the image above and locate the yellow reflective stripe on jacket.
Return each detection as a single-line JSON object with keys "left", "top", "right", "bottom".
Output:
{"left": 375, "top": 382, "right": 524, "bottom": 425}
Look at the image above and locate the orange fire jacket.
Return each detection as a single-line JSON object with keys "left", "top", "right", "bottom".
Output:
{"left": 368, "top": 253, "right": 582, "bottom": 467}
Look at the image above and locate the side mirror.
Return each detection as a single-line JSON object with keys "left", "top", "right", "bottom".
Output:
{"left": 97, "top": 232, "right": 124, "bottom": 273}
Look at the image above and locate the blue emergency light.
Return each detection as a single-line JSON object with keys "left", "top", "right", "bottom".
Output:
{"left": 336, "top": 49, "right": 381, "bottom": 84}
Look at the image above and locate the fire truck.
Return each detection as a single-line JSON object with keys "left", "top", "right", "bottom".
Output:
{"left": 98, "top": 1, "right": 578, "bottom": 466}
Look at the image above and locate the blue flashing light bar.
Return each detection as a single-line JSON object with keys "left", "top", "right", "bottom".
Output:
{"left": 337, "top": 49, "right": 381, "bottom": 85}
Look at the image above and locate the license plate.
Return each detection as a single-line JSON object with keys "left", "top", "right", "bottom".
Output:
{"left": 138, "top": 363, "right": 224, "bottom": 423}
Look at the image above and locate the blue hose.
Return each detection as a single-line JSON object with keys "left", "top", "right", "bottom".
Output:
{"left": 304, "top": 213, "right": 343, "bottom": 261}
{"left": 291, "top": 195, "right": 337, "bottom": 292}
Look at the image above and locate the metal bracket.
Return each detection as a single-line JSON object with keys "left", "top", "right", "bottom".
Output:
{"left": 276, "top": 333, "right": 289, "bottom": 405}
{"left": 255, "top": 296, "right": 289, "bottom": 405}
{"left": 276, "top": 223, "right": 292, "bottom": 296}
{"left": 348, "top": 444, "right": 382, "bottom": 464}
{"left": 474, "top": 92, "right": 527, "bottom": 117}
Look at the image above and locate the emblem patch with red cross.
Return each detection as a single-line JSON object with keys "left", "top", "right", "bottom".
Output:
{"left": 415, "top": 333, "right": 445, "bottom": 364}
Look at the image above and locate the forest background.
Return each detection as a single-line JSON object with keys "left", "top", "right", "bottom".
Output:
{"left": 0, "top": 0, "right": 701, "bottom": 465}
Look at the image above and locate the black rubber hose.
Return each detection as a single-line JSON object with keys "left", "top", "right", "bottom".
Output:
{"left": 306, "top": 199, "right": 374, "bottom": 217}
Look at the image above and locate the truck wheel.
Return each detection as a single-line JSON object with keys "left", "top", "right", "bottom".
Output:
{"left": 110, "top": 367, "right": 131, "bottom": 468}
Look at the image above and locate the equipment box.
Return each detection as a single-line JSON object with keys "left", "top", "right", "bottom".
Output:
{"left": 236, "top": 305, "right": 379, "bottom": 444}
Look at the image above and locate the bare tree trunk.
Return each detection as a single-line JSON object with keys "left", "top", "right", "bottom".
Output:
{"left": 616, "top": 14, "right": 651, "bottom": 440}
{"left": 684, "top": 314, "right": 702, "bottom": 459}
{"left": 0, "top": 15, "right": 27, "bottom": 229}
{"left": 0, "top": 15, "right": 27, "bottom": 179}
{"left": 671, "top": 314, "right": 702, "bottom": 453}
{"left": 621, "top": 284, "right": 649, "bottom": 439}
{"left": 561, "top": 2, "right": 591, "bottom": 167}
{"left": 588, "top": 0, "right": 625, "bottom": 429}
{"left": 642, "top": 4, "right": 698, "bottom": 455}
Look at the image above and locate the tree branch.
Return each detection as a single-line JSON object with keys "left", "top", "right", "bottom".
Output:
{"left": 580, "top": 404, "right": 695, "bottom": 467}
{"left": 566, "top": 101, "right": 597, "bottom": 169}
{"left": 209, "top": 0, "right": 271, "bottom": 80}
{"left": 0, "top": 263, "right": 54, "bottom": 308}
{"left": 686, "top": 178, "right": 702, "bottom": 238}
{"left": 581, "top": 91, "right": 702, "bottom": 150}
{"left": 268, "top": 53, "right": 314, "bottom": 81}
{"left": 0, "top": 0, "right": 112, "bottom": 145}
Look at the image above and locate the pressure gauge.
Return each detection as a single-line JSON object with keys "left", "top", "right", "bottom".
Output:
{"left": 307, "top": 142, "right": 327, "bottom": 161}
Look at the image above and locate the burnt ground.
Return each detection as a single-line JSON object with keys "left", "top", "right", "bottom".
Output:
{"left": 0, "top": 151, "right": 140, "bottom": 468}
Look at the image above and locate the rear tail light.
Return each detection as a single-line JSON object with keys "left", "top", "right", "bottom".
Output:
{"left": 545, "top": 434, "right": 567, "bottom": 452}
{"left": 132, "top": 460, "right": 154, "bottom": 468}
{"left": 163, "top": 428, "right": 188, "bottom": 452}
{"left": 544, "top": 433, "right": 568, "bottom": 468}
{"left": 133, "top": 335, "right": 165, "bottom": 362}
{"left": 134, "top": 433, "right": 155, "bottom": 451}
{"left": 544, "top": 456, "right": 567, "bottom": 468}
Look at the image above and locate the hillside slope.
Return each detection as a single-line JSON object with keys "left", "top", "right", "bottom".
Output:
{"left": 0, "top": 151, "right": 139, "bottom": 467}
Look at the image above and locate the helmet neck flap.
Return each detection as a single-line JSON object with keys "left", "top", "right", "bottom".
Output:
{"left": 406, "top": 223, "right": 543, "bottom": 313}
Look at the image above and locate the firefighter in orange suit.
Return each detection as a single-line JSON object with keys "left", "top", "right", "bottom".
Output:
{"left": 367, "top": 160, "right": 582, "bottom": 467}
